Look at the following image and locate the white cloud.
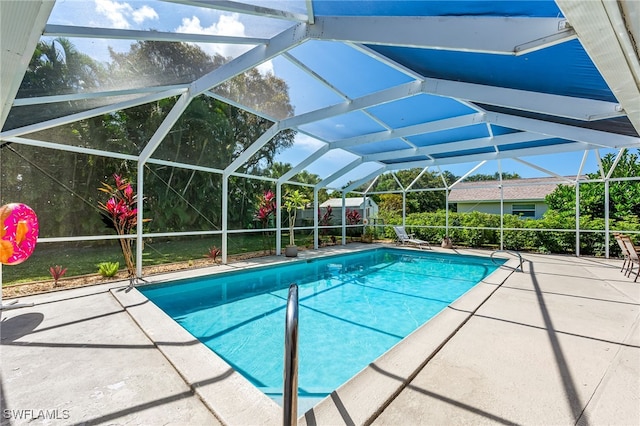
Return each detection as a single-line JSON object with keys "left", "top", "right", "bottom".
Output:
{"left": 294, "top": 134, "right": 324, "bottom": 152}
{"left": 176, "top": 14, "right": 274, "bottom": 75}
{"left": 132, "top": 5, "right": 159, "bottom": 24}
{"left": 94, "top": 0, "right": 158, "bottom": 29}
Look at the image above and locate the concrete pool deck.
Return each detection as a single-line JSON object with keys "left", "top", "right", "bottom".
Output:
{"left": 1, "top": 246, "right": 639, "bottom": 425}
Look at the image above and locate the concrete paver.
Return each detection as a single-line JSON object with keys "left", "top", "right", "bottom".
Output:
{"left": 374, "top": 253, "right": 640, "bottom": 426}
{"left": 1, "top": 286, "right": 219, "bottom": 425}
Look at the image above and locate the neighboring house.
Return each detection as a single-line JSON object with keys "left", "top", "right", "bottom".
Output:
{"left": 448, "top": 177, "right": 575, "bottom": 219}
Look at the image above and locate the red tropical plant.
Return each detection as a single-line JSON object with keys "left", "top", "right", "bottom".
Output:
{"left": 205, "top": 246, "right": 221, "bottom": 263}
{"left": 49, "top": 265, "right": 67, "bottom": 287}
{"left": 255, "top": 190, "right": 277, "bottom": 253}
{"left": 318, "top": 205, "right": 333, "bottom": 228}
{"left": 98, "top": 174, "right": 148, "bottom": 281}
{"left": 345, "top": 208, "right": 361, "bottom": 225}
{"left": 255, "top": 190, "right": 276, "bottom": 226}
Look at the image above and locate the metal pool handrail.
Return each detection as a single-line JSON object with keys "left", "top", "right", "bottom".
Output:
{"left": 283, "top": 283, "right": 299, "bottom": 426}
{"left": 491, "top": 249, "right": 524, "bottom": 272}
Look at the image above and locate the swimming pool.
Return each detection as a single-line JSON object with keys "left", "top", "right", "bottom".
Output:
{"left": 140, "top": 248, "right": 503, "bottom": 410}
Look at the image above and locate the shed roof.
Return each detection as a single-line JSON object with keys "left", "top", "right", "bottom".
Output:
{"left": 320, "top": 197, "right": 374, "bottom": 209}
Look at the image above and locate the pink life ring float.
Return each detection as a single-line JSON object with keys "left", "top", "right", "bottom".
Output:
{"left": 0, "top": 203, "right": 39, "bottom": 265}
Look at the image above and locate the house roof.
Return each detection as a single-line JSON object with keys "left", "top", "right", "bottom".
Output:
{"left": 448, "top": 177, "right": 575, "bottom": 203}
{"left": 320, "top": 197, "right": 374, "bottom": 208}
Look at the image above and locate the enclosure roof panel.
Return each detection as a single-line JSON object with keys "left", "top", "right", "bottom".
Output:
{"left": 1, "top": 0, "right": 638, "bottom": 190}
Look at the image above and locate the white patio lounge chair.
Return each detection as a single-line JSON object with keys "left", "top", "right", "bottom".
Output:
{"left": 393, "top": 226, "right": 430, "bottom": 250}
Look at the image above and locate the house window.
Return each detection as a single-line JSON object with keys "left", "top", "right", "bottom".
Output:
{"left": 512, "top": 204, "right": 536, "bottom": 217}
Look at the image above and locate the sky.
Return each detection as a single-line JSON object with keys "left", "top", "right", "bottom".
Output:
{"left": 44, "top": 0, "right": 621, "bottom": 190}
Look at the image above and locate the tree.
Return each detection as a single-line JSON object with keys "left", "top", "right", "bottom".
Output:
{"left": 465, "top": 172, "right": 521, "bottom": 181}
{"left": 2, "top": 39, "right": 115, "bottom": 238}
{"left": 368, "top": 169, "right": 456, "bottom": 214}
{"left": 105, "top": 41, "right": 297, "bottom": 230}
{"left": 2, "top": 38, "right": 299, "bottom": 238}
{"left": 546, "top": 150, "right": 640, "bottom": 221}
{"left": 378, "top": 194, "right": 404, "bottom": 214}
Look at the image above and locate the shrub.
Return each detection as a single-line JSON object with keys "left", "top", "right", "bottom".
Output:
{"left": 98, "top": 261, "right": 120, "bottom": 277}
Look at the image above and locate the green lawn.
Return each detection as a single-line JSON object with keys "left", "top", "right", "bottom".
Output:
{"left": 2, "top": 232, "right": 317, "bottom": 286}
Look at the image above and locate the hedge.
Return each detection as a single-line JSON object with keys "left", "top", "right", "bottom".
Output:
{"left": 375, "top": 209, "right": 640, "bottom": 257}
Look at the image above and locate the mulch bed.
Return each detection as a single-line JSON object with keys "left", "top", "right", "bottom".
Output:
{"left": 2, "top": 251, "right": 273, "bottom": 299}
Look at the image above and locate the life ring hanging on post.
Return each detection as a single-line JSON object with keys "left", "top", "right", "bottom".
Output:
{"left": 0, "top": 203, "right": 39, "bottom": 265}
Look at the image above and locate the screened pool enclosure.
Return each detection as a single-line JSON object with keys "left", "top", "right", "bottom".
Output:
{"left": 1, "top": 0, "right": 639, "bottom": 283}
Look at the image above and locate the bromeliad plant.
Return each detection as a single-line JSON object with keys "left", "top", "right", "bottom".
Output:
{"left": 98, "top": 261, "right": 120, "bottom": 278}
{"left": 98, "top": 174, "right": 148, "bottom": 282}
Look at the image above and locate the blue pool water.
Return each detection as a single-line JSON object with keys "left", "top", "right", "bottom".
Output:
{"left": 140, "top": 248, "right": 503, "bottom": 406}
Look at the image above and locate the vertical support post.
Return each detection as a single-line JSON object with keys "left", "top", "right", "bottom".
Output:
{"left": 445, "top": 189, "right": 449, "bottom": 237}
{"left": 402, "top": 191, "right": 406, "bottom": 227}
{"left": 136, "top": 163, "right": 144, "bottom": 279}
{"left": 575, "top": 181, "right": 580, "bottom": 257}
{"left": 499, "top": 182, "right": 504, "bottom": 251}
{"left": 222, "top": 175, "right": 228, "bottom": 264}
{"left": 313, "top": 188, "right": 319, "bottom": 250}
{"left": 276, "top": 183, "right": 282, "bottom": 255}
{"left": 498, "top": 161, "right": 504, "bottom": 251}
{"left": 604, "top": 179, "right": 610, "bottom": 258}
{"left": 341, "top": 193, "right": 346, "bottom": 245}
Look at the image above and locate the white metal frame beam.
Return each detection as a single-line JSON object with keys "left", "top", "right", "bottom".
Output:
{"left": 0, "top": 0, "right": 55, "bottom": 128}
{"left": 12, "top": 84, "right": 188, "bottom": 106}
{"left": 484, "top": 112, "right": 640, "bottom": 149}
{"left": 556, "top": 0, "right": 640, "bottom": 133}
{"left": 43, "top": 24, "right": 268, "bottom": 45}
{"left": 359, "top": 132, "right": 546, "bottom": 163}
{"left": 280, "top": 80, "right": 424, "bottom": 129}
{"left": 328, "top": 114, "right": 485, "bottom": 150}
{"left": 191, "top": 23, "right": 309, "bottom": 95}
{"left": 379, "top": 141, "right": 590, "bottom": 172}
{"left": 316, "top": 159, "right": 363, "bottom": 189}
{"left": 420, "top": 77, "right": 622, "bottom": 121}
{"left": 1, "top": 87, "right": 187, "bottom": 139}
{"left": 309, "top": 16, "right": 575, "bottom": 56}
